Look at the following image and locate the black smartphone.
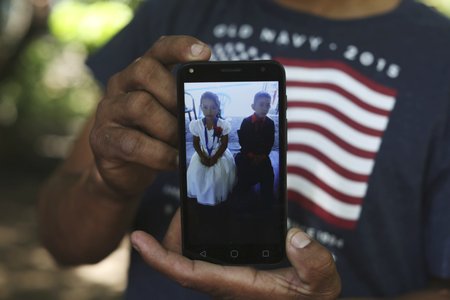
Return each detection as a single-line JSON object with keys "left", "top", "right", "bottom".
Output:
{"left": 177, "top": 60, "right": 287, "bottom": 265}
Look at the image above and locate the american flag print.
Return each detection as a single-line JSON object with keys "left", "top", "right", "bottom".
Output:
{"left": 278, "top": 58, "right": 398, "bottom": 229}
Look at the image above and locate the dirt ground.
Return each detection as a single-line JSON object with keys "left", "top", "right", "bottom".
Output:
{"left": 0, "top": 174, "right": 129, "bottom": 300}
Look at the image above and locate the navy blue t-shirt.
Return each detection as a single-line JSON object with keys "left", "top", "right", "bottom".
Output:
{"left": 87, "top": 0, "right": 450, "bottom": 298}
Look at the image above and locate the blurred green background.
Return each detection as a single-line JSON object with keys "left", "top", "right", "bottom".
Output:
{"left": 1, "top": 1, "right": 140, "bottom": 299}
{"left": 0, "top": 0, "right": 140, "bottom": 175}
{"left": 0, "top": 0, "right": 449, "bottom": 299}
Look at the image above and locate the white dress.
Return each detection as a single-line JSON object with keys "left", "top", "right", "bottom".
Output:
{"left": 187, "top": 118, "right": 236, "bottom": 205}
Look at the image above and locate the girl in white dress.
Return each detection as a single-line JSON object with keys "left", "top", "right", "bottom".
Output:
{"left": 187, "top": 92, "right": 236, "bottom": 205}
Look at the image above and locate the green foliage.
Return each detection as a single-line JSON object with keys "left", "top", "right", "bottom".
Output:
{"left": 49, "top": 1, "right": 133, "bottom": 51}
{"left": 0, "top": 36, "right": 100, "bottom": 172}
{"left": 422, "top": 0, "right": 450, "bottom": 16}
{"left": 0, "top": 0, "right": 144, "bottom": 173}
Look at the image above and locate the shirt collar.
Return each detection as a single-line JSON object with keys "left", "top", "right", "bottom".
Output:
{"left": 251, "top": 113, "right": 266, "bottom": 123}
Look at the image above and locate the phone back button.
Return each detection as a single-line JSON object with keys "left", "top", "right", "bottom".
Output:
{"left": 200, "top": 250, "right": 207, "bottom": 257}
{"left": 230, "top": 250, "right": 239, "bottom": 258}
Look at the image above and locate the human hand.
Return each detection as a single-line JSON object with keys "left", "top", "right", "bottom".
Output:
{"left": 130, "top": 209, "right": 341, "bottom": 300}
{"left": 89, "top": 36, "right": 211, "bottom": 197}
{"left": 200, "top": 155, "right": 211, "bottom": 166}
{"left": 209, "top": 156, "right": 219, "bottom": 166}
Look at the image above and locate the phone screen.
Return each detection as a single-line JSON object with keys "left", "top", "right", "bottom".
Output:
{"left": 178, "top": 61, "right": 286, "bottom": 264}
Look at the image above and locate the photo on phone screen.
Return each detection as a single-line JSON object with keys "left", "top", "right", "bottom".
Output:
{"left": 178, "top": 61, "right": 286, "bottom": 264}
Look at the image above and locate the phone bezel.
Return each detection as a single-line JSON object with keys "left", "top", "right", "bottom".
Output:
{"left": 177, "top": 60, "right": 287, "bottom": 265}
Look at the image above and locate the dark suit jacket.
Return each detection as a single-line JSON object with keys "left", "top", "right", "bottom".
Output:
{"left": 238, "top": 115, "right": 275, "bottom": 156}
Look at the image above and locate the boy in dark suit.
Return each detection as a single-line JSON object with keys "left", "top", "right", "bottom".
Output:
{"left": 235, "top": 91, "right": 275, "bottom": 205}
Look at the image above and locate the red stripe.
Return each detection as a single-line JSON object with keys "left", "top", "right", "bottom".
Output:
{"left": 288, "top": 122, "right": 376, "bottom": 159}
{"left": 288, "top": 144, "right": 370, "bottom": 182}
{"left": 286, "top": 81, "right": 391, "bottom": 116}
{"left": 276, "top": 57, "right": 398, "bottom": 97}
{"left": 288, "top": 102, "right": 383, "bottom": 136}
{"left": 287, "top": 166, "right": 363, "bottom": 205}
{"left": 288, "top": 190, "right": 358, "bottom": 229}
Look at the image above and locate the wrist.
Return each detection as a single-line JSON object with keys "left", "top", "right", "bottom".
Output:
{"left": 82, "top": 165, "right": 141, "bottom": 204}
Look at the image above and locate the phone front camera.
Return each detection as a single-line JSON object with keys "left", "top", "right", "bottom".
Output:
{"left": 189, "top": 68, "right": 194, "bottom": 74}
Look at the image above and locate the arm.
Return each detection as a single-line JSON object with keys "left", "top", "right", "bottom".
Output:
{"left": 38, "top": 36, "right": 211, "bottom": 265}
{"left": 38, "top": 116, "right": 142, "bottom": 265}
{"left": 210, "top": 134, "right": 229, "bottom": 165}
{"left": 238, "top": 118, "right": 251, "bottom": 154}
{"left": 265, "top": 119, "right": 275, "bottom": 155}
{"left": 255, "top": 120, "right": 275, "bottom": 164}
{"left": 193, "top": 135, "right": 210, "bottom": 166}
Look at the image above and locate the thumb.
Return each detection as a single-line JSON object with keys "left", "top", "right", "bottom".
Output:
{"left": 286, "top": 228, "right": 341, "bottom": 299}
{"left": 146, "top": 35, "right": 211, "bottom": 66}
{"left": 162, "top": 208, "right": 182, "bottom": 253}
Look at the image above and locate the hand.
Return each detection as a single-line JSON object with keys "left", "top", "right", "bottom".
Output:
{"left": 209, "top": 156, "right": 219, "bottom": 166}
{"left": 130, "top": 209, "right": 341, "bottom": 299}
{"left": 89, "top": 36, "right": 211, "bottom": 197}
{"left": 200, "top": 155, "right": 211, "bottom": 166}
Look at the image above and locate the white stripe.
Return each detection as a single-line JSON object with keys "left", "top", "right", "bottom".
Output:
{"left": 288, "top": 108, "right": 381, "bottom": 152}
{"left": 288, "top": 129, "right": 374, "bottom": 174}
{"left": 287, "top": 174, "right": 362, "bottom": 220}
{"left": 285, "top": 66, "right": 396, "bottom": 111}
{"left": 287, "top": 152, "right": 368, "bottom": 197}
{"left": 287, "top": 87, "right": 389, "bottom": 131}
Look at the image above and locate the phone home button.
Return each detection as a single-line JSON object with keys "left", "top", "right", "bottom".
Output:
{"left": 230, "top": 250, "right": 239, "bottom": 258}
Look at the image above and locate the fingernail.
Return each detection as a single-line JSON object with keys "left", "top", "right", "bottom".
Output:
{"left": 291, "top": 231, "right": 311, "bottom": 249}
{"left": 191, "top": 43, "right": 206, "bottom": 56}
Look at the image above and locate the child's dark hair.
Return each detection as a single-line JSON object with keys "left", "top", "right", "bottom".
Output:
{"left": 200, "top": 91, "right": 222, "bottom": 118}
{"left": 253, "top": 91, "right": 271, "bottom": 104}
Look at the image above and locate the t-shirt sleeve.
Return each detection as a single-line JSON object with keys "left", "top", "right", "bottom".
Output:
{"left": 425, "top": 92, "right": 450, "bottom": 279}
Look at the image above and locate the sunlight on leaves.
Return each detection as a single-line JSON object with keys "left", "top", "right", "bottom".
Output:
{"left": 49, "top": 1, "right": 133, "bottom": 49}
{"left": 422, "top": 0, "right": 450, "bottom": 16}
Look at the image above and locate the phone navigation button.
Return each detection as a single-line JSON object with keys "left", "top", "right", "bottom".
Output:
{"left": 230, "top": 250, "right": 239, "bottom": 258}
{"left": 200, "top": 250, "right": 207, "bottom": 257}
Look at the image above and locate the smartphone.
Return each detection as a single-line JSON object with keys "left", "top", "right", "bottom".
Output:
{"left": 177, "top": 60, "right": 287, "bottom": 265}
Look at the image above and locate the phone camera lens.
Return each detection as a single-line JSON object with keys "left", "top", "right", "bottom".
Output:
{"left": 189, "top": 68, "right": 194, "bottom": 74}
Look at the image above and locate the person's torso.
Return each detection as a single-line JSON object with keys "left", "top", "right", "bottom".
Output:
{"left": 123, "top": 0, "right": 450, "bottom": 298}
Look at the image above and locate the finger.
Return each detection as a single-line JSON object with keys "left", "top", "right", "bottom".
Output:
{"left": 285, "top": 228, "right": 341, "bottom": 298}
{"left": 130, "top": 230, "right": 288, "bottom": 299}
{"left": 131, "top": 230, "right": 223, "bottom": 294}
{"left": 105, "top": 91, "right": 178, "bottom": 147}
{"left": 162, "top": 208, "right": 182, "bottom": 253}
{"left": 106, "top": 36, "right": 211, "bottom": 114}
{"left": 90, "top": 125, "right": 178, "bottom": 171}
{"left": 147, "top": 35, "right": 211, "bottom": 66}
{"left": 107, "top": 56, "right": 178, "bottom": 114}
